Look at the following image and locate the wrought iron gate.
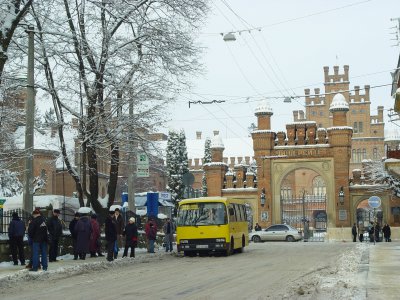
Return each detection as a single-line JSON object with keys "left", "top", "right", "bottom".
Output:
{"left": 280, "top": 193, "right": 327, "bottom": 242}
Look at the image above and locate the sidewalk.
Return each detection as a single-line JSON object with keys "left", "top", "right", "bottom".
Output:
{"left": 364, "top": 241, "right": 400, "bottom": 300}
{"left": 0, "top": 247, "right": 157, "bottom": 282}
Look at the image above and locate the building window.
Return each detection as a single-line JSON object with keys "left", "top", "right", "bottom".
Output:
{"left": 352, "top": 149, "right": 356, "bottom": 162}
{"left": 362, "top": 148, "right": 367, "bottom": 160}
{"left": 319, "top": 111, "right": 324, "bottom": 116}
{"left": 311, "top": 111, "right": 317, "bottom": 116}
{"left": 356, "top": 149, "right": 362, "bottom": 163}
{"left": 358, "top": 122, "right": 363, "bottom": 133}
{"left": 353, "top": 122, "right": 358, "bottom": 133}
{"left": 312, "top": 176, "right": 326, "bottom": 196}
{"left": 373, "top": 148, "right": 378, "bottom": 159}
{"left": 352, "top": 109, "right": 357, "bottom": 114}
{"left": 353, "top": 122, "right": 363, "bottom": 134}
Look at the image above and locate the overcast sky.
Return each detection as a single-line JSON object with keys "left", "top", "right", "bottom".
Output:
{"left": 165, "top": 0, "right": 400, "bottom": 141}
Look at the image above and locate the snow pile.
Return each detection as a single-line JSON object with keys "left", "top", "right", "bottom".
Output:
{"left": 281, "top": 243, "right": 368, "bottom": 299}
{"left": 0, "top": 250, "right": 171, "bottom": 289}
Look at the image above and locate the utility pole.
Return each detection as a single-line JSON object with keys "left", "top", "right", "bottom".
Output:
{"left": 127, "top": 98, "right": 136, "bottom": 213}
{"left": 23, "top": 25, "right": 35, "bottom": 213}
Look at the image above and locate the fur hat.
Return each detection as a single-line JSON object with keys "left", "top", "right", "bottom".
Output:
{"left": 32, "top": 208, "right": 41, "bottom": 215}
{"left": 129, "top": 217, "right": 135, "bottom": 223}
{"left": 53, "top": 209, "right": 61, "bottom": 214}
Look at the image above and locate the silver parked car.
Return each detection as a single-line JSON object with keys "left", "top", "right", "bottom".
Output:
{"left": 249, "top": 224, "right": 302, "bottom": 242}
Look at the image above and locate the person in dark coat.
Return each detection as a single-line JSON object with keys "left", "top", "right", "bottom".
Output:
{"left": 69, "top": 212, "right": 80, "bottom": 260}
{"left": 145, "top": 219, "right": 157, "bottom": 253}
{"left": 105, "top": 210, "right": 117, "bottom": 262}
{"left": 375, "top": 223, "right": 381, "bottom": 242}
{"left": 254, "top": 223, "right": 262, "bottom": 231}
{"left": 352, "top": 223, "right": 357, "bottom": 242}
{"left": 162, "top": 218, "right": 176, "bottom": 252}
{"left": 123, "top": 217, "right": 138, "bottom": 258}
{"left": 382, "top": 223, "right": 391, "bottom": 242}
{"left": 46, "top": 209, "right": 63, "bottom": 262}
{"left": 113, "top": 208, "right": 124, "bottom": 258}
{"left": 89, "top": 214, "right": 103, "bottom": 257}
{"left": 74, "top": 213, "right": 92, "bottom": 260}
{"left": 8, "top": 212, "right": 26, "bottom": 265}
{"left": 28, "top": 209, "right": 48, "bottom": 271}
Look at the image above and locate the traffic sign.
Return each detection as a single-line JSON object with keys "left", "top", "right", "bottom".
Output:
{"left": 137, "top": 152, "right": 149, "bottom": 177}
{"left": 368, "top": 196, "right": 381, "bottom": 208}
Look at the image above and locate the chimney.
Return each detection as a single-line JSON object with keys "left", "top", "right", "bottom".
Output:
{"left": 196, "top": 131, "right": 202, "bottom": 140}
{"left": 213, "top": 130, "right": 219, "bottom": 136}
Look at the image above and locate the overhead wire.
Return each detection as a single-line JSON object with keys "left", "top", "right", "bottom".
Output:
{"left": 220, "top": 0, "right": 301, "bottom": 105}
{"left": 205, "top": 0, "right": 373, "bottom": 36}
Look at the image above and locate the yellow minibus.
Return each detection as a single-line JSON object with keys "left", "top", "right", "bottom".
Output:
{"left": 176, "top": 197, "right": 249, "bottom": 256}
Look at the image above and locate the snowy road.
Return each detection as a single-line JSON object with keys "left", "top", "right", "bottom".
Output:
{"left": 1, "top": 242, "right": 367, "bottom": 300}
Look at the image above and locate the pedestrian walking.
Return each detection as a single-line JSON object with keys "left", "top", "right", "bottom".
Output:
{"left": 123, "top": 217, "right": 138, "bottom": 258}
{"left": 46, "top": 209, "right": 63, "bottom": 262}
{"left": 28, "top": 209, "right": 48, "bottom": 272}
{"left": 8, "top": 212, "right": 26, "bottom": 266}
{"left": 162, "top": 218, "right": 176, "bottom": 252}
{"left": 145, "top": 219, "right": 157, "bottom": 253}
{"left": 74, "top": 211, "right": 92, "bottom": 260}
{"left": 368, "top": 222, "right": 375, "bottom": 242}
{"left": 69, "top": 212, "right": 80, "bottom": 260}
{"left": 375, "top": 223, "right": 381, "bottom": 242}
{"left": 358, "top": 223, "right": 364, "bottom": 242}
{"left": 382, "top": 223, "right": 391, "bottom": 242}
{"left": 113, "top": 208, "right": 124, "bottom": 258}
{"left": 352, "top": 223, "right": 357, "bottom": 242}
{"left": 89, "top": 214, "right": 103, "bottom": 257}
{"left": 105, "top": 210, "right": 117, "bottom": 262}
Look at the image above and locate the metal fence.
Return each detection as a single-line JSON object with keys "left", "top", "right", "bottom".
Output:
{"left": 1, "top": 205, "right": 174, "bottom": 234}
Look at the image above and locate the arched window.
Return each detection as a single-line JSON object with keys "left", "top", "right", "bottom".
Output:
{"left": 312, "top": 176, "right": 326, "bottom": 196}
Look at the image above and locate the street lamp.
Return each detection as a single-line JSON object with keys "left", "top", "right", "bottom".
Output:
{"left": 338, "top": 186, "right": 345, "bottom": 205}
{"left": 260, "top": 188, "right": 266, "bottom": 207}
{"left": 223, "top": 32, "right": 236, "bottom": 42}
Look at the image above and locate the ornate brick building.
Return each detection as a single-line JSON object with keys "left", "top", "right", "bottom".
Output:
{"left": 202, "top": 93, "right": 400, "bottom": 240}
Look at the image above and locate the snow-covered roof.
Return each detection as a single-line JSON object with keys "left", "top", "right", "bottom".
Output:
{"left": 329, "top": 93, "right": 349, "bottom": 111}
{"left": 384, "top": 127, "right": 400, "bottom": 142}
{"left": 13, "top": 125, "right": 77, "bottom": 168}
{"left": 2, "top": 194, "right": 81, "bottom": 212}
{"left": 255, "top": 100, "right": 273, "bottom": 115}
{"left": 210, "top": 135, "right": 224, "bottom": 149}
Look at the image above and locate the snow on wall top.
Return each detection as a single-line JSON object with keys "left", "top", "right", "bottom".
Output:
{"left": 329, "top": 93, "right": 349, "bottom": 111}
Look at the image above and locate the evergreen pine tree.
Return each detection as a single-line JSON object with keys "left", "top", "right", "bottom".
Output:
{"left": 202, "top": 137, "right": 211, "bottom": 196}
{"left": 166, "top": 129, "right": 189, "bottom": 209}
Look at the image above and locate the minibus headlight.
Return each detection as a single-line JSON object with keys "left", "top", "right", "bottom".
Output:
{"left": 180, "top": 240, "right": 189, "bottom": 244}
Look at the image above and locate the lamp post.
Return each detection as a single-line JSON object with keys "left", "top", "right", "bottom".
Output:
{"left": 223, "top": 32, "right": 236, "bottom": 42}
{"left": 260, "top": 188, "right": 266, "bottom": 207}
{"left": 338, "top": 186, "right": 345, "bottom": 205}
{"left": 22, "top": 25, "right": 35, "bottom": 214}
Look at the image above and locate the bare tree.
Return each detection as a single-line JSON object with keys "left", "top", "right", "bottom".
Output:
{"left": 0, "top": 0, "right": 33, "bottom": 86}
{"left": 5, "top": 0, "right": 209, "bottom": 213}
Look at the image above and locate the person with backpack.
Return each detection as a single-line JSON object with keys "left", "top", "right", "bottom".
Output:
{"left": 145, "top": 219, "right": 157, "bottom": 253}
{"left": 28, "top": 209, "right": 48, "bottom": 271}
{"left": 8, "top": 212, "right": 26, "bottom": 266}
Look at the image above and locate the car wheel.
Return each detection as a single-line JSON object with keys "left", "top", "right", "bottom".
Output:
{"left": 286, "top": 235, "right": 295, "bottom": 242}
{"left": 252, "top": 235, "right": 261, "bottom": 243}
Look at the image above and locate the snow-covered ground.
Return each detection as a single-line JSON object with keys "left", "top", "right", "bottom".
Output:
{"left": 0, "top": 242, "right": 373, "bottom": 299}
